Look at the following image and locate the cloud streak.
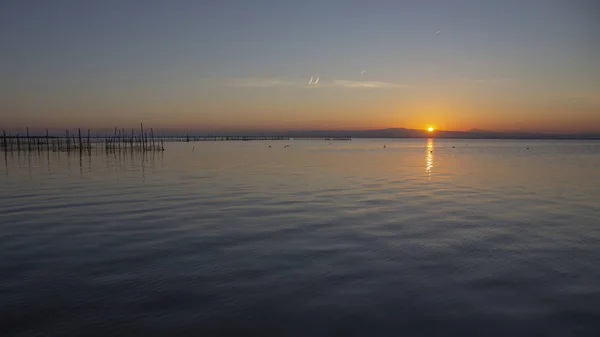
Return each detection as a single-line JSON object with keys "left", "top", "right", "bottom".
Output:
{"left": 226, "top": 78, "right": 411, "bottom": 90}
{"left": 331, "top": 80, "right": 411, "bottom": 89}
{"left": 226, "top": 78, "right": 295, "bottom": 88}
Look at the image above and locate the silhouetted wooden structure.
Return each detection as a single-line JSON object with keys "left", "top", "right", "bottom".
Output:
{"left": 1, "top": 124, "right": 164, "bottom": 153}
{"left": 176, "top": 135, "right": 352, "bottom": 142}
{"left": 1, "top": 125, "right": 351, "bottom": 153}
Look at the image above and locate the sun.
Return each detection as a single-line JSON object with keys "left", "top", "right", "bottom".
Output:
{"left": 427, "top": 127, "right": 435, "bottom": 132}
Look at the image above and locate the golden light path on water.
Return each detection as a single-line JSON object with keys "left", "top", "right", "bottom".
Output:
{"left": 426, "top": 138, "right": 434, "bottom": 176}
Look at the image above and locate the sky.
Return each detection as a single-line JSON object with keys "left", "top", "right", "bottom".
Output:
{"left": 1, "top": 0, "right": 599, "bottom": 132}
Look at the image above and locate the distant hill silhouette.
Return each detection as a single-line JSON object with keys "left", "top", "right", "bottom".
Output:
{"left": 272, "top": 128, "right": 600, "bottom": 140}
{"left": 152, "top": 127, "right": 600, "bottom": 139}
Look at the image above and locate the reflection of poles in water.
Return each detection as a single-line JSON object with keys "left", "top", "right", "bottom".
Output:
{"left": 2, "top": 142, "right": 162, "bottom": 179}
{"left": 79, "top": 150, "right": 83, "bottom": 178}
{"left": 88, "top": 149, "right": 92, "bottom": 174}
{"left": 27, "top": 150, "right": 32, "bottom": 180}
{"left": 141, "top": 148, "right": 146, "bottom": 182}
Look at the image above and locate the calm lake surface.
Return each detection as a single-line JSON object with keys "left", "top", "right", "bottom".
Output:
{"left": 1, "top": 139, "right": 600, "bottom": 336}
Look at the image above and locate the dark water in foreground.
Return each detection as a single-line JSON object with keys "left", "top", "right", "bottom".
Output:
{"left": 1, "top": 139, "right": 600, "bottom": 336}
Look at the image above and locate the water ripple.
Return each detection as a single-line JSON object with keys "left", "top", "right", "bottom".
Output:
{"left": 1, "top": 140, "right": 600, "bottom": 336}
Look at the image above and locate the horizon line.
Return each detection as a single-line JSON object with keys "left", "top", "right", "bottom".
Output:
{"left": 2, "top": 126, "right": 600, "bottom": 137}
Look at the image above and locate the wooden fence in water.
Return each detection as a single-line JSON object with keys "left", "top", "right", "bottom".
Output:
{"left": 1, "top": 124, "right": 351, "bottom": 153}
{"left": 173, "top": 135, "right": 352, "bottom": 142}
{"left": 1, "top": 124, "right": 164, "bottom": 153}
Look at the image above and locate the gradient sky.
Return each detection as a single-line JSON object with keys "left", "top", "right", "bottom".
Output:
{"left": 1, "top": 0, "right": 599, "bottom": 132}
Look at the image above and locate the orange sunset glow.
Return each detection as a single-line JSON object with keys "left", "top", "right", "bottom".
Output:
{"left": 0, "top": 1, "right": 598, "bottom": 136}
{"left": 2, "top": 3, "right": 600, "bottom": 336}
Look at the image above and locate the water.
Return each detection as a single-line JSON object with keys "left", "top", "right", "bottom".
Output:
{"left": 1, "top": 139, "right": 599, "bottom": 336}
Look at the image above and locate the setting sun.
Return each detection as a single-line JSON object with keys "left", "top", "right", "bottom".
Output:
{"left": 427, "top": 127, "right": 435, "bottom": 132}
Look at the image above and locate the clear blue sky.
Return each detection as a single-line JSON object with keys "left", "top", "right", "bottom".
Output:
{"left": 1, "top": 0, "right": 599, "bottom": 132}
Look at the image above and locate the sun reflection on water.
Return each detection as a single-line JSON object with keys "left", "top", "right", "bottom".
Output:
{"left": 426, "top": 138, "right": 434, "bottom": 176}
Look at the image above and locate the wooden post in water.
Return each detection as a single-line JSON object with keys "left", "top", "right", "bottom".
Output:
{"left": 65, "top": 129, "right": 70, "bottom": 152}
{"left": 2, "top": 130, "right": 6, "bottom": 152}
{"left": 113, "top": 127, "right": 118, "bottom": 151}
{"left": 150, "top": 128, "right": 155, "bottom": 151}
{"left": 78, "top": 128, "right": 82, "bottom": 151}
{"left": 87, "top": 129, "right": 91, "bottom": 150}
{"left": 46, "top": 129, "right": 50, "bottom": 152}
{"left": 140, "top": 123, "right": 144, "bottom": 151}
{"left": 16, "top": 133, "right": 20, "bottom": 152}
{"left": 131, "top": 129, "right": 134, "bottom": 151}
{"left": 26, "top": 127, "right": 31, "bottom": 152}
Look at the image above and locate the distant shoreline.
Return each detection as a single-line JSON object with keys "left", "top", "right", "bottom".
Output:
{"left": 3, "top": 126, "right": 599, "bottom": 141}
{"left": 349, "top": 136, "right": 600, "bottom": 140}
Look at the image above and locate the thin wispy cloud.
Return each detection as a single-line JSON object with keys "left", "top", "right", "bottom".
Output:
{"left": 225, "top": 78, "right": 412, "bottom": 90}
{"left": 226, "top": 78, "right": 295, "bottom": 88}
{"left": 332, "top": 80, "right": 412, "bottom": 89}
